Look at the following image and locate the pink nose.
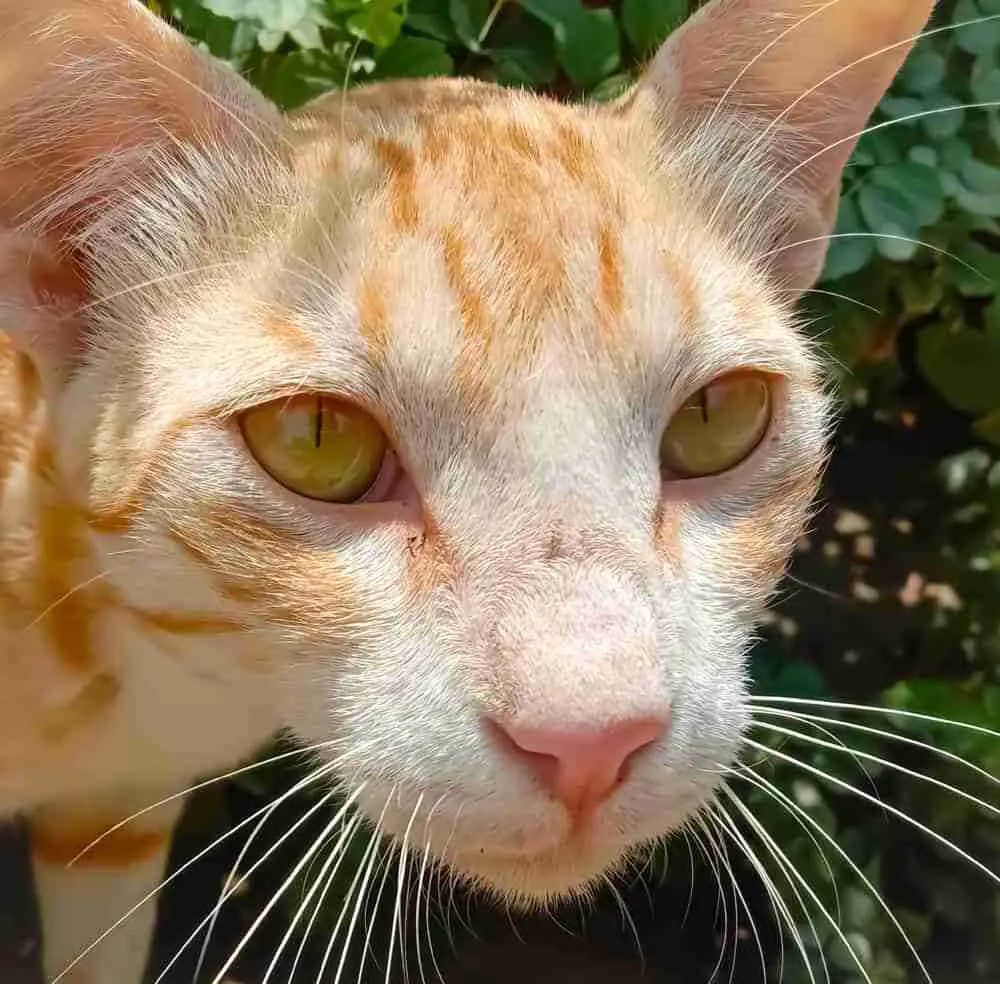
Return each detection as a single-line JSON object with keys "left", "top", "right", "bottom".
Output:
{"left": 488, "top": 716, "right": 665, "bottom": 815}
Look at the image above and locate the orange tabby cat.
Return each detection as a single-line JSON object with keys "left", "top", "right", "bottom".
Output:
{"left": 0, "top": 0, "right": 934, "bottom": 981}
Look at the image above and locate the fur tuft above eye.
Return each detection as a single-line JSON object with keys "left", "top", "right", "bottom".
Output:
{"left": 660, "top": 373, "right": 772, "bottom": 479}
{"left": 240, "top": 395, "right": 390, "bottom": 503}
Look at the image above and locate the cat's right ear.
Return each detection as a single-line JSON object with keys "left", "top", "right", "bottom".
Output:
{"left": 0, "top": 0, "right": 282, "bottom": 379}
{"left": 632, "top": 0, "right": 937, "bottom": 293}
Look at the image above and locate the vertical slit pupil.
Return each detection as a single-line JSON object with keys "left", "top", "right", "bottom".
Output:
{"left": 314, "top": 396, "right": 323, "bottom": 448}
{"left": 699, "top": 388, "right": 710, "bottom": 424}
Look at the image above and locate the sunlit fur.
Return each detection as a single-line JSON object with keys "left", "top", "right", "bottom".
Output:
{"left": 0, "top": 1, "right": 935, "bottom": 981}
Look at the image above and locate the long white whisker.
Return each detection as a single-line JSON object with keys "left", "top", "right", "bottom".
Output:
{"left": 313, "top": 816, "right": 383, "bottom": 984}
{"left": 325, "top": 794, "right": 395, "bottom": 984}
{"left": 749, "top": 100, "right": 1000, "bottom": 229}
{"left": 688, "top": 817, "right": 730, "bottom": 984}
{"left": 699, "top": 0, "right": 848, "bottom": 137}
{"left": 153, "top": 781, "right": 358, "bottom": 984}
{"left": 753, "top": 720, "right": 1000, "bottom": 820}
{"left": 350, "top": 836, "right": 397, "bottom": 984}
{"left": 285, "top": 814, "right": 366, "bottom": 984}
{"left": 745, "top": 737, "right": 1000, "bottom": 887}
{"left": 737, "top": 764, "right": 934, "bottom": 984}
{"left": 69, "top": 738, "right": 364, "bottom": 865}
{"left": 757, "top": 232, "right": 991, "bottom": 284}
{"left": 385, "top": 795, "right": 424, "bottom": 984}
{"left": 709, "top": 798, "right": 820, "bottom": 984}
{"left": 713, "top": 799, "right": 830, "bottom": 984}
{"left": 209, "top": 786, "right": 365, "bottom": 984}
{"left": 261, "top": 812, "right": 364, "bottom": 983}
{"left": 754, "top": 706, "right": 1000, "bottom": 789}
{"left": 719, "top": 15, "right": 1000, "bottom": 231}
{"left": 723, "top": 787, "right": 873, "bottom": 984}
{"left": 750, "top": 695, "right": 1000, "bottom": 740}
{"left": 54, "top": 759, "right": 340, "bottom": 984}
{"left": 702, "top": 811, "right": 768, "bottom": 984}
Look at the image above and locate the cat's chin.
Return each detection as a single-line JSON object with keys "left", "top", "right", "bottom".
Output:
{"left": 443, "top": 840, "right": 636, "bottom": 907}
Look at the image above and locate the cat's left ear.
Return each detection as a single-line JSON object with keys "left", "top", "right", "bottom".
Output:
{"left": 633, "top": 0, "right": 938, "bottom": 292}
{"left": 0, "top": 0, "right": 283, "bottom": 377}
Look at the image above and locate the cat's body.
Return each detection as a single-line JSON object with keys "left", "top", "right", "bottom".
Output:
{"left": 0, "top": 1, "right": 935, "bottom": 981}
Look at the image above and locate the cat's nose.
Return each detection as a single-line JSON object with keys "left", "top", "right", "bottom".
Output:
{"left": 487, "top": 716, "right": 665, "bottom": 815}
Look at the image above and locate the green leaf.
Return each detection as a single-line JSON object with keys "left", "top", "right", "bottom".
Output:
{"left": 943, "top": 242, "right": 1000, "bottom": 297}
{"left": 372, "top": 35, "right": 454, "bottom": 76}
{"left": 898, "top": 272, "right": 944, "bottom": 317}
{"left": 348, "top": 0, "right": 404, "bottom": 47}
{"left": 517, "top": 0, "right": 581, "bottom": 31}
{"left": 917, "top": 322, "right": 1000, "bottom": 414}
{"left": 858, "top": 183, "right": 920, "bottom": 261}
{"left": 921, "top": 91, "right": 967, "bottom": 140}
{"left": 404, "top": 0, "right": 458, "bottom": 42}
{"left": 870, "top": 162, "right": 944, "bottom": 226}
{"left": 555, "top": 7, "right": 620, "bottom": 87}
{"left": 487, "top": 13, "right": 557, "bottom": 85}
{"left": 900, "top": 48, "right": 947, "bottom": 93}
{"left": 954, "top": 0, "right": 1000, "bottom": 54}
{"left": 449, "top": 0, "right": 491, "bottom": 50}
{"left": 621, "top": 0, "right": 686, "bottom": 55}
{"left": 589, "top": 71, "right": 634, "bottom": 102}
{"left": 821, "top": 198, "right": 874, "bottom": 281}
{"left": 972, "top": 50, "right": 1000, "bottom": 102}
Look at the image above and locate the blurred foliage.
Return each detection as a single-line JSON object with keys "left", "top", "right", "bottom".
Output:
{"left": 157, "top": 0, "right": 1000, "bottom": 982}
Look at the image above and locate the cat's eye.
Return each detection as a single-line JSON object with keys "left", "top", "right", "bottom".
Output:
{"left": 240, "top": 395, "right": 388, "bottom": 503}
{"left": 660, "top": 373, "right": 772, "bottom": 478}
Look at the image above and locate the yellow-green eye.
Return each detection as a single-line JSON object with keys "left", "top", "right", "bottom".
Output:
{"left": 660, "top": 373, "right": 772, "bottom": 478}
{"left": 240, "top": 395, "right": 387, "bottom": 503}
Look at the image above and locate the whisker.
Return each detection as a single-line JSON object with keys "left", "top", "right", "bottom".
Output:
{"left": 348, "top": 829, "right": 397, "bottom": 984}
{"left": 702, "top": 811, "right": 768, "bottom": 984}
{"left": 260, "top": 813, "right": 365, "bottom": 982}
{"left": 744, "top": 737, "right": 1000, "bottom": 887}
{"left": 385, "top": 795, "right": 424, "bottom": 984}
{"left": 736, "top": 763, "right": 934, "bottom": 984}
{"left": 749, "top": 695, "right": 1000, "bottom": 741}
{"left": 54, "top": 759, "right": 341, "bottom": 984}
{"left": 709, "top": 798, "right": 822, "bottom": 984}
{"left": 782, "top": 287, "right": 880, "bottom": 314}
{"left": 722, "top": 788, "right": 873, "bottom": 983}
{"left": 757, "top": 232, "right": 993, "bottom": 284}
{"left": 749, "top": 99, "right": 1000, "bottom": 233}
{"left": 153, "top": 780, "right": 359, "bottom": 984}
{"left": 753, "top": 718, "right": 1000, "bottom": 820}
{"left": 312, "top": 819, "right": 383, "bottom": 984}
{"left": 602, "top": 875, "right": 645, "bottom": 973}
{"left": 688, "top": 816, "right": 731, "bottom": 983}
{"left": 721, "top": 14, "right": 1000, "bottom": 232}
{"left": 70, "top": 737, "right": 371, "bottom": 865}
{"left": 754, "top": 706, "right": 1000, "bottom": 790}
{"left": 285, "top": 814, "right": 366, "bottom": 984}
{"left": 209, "top": 787, "right": 364, "bottom": 984}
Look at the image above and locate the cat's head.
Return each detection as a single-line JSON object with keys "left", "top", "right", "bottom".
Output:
{"left": 0, "top": 0, "right": 933, "bottom": 902}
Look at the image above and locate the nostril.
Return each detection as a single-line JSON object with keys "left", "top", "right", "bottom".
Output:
{"left": 485, "top": 715, "right": 667, "bottom": 812}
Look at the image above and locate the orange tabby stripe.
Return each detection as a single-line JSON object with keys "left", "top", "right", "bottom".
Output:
{"left": 597, "top": 222, "right": 624, "bottom": 334}
{"left": 358, "top": 270, "right": 391, "bottom": 361}
{"left": 265, "top": 313, "right": 316, "bottom": 356}
{"left": 373, "top": 138, "right": 420, "bottom": 232}
{"left": 39, "top": 673, "right": 120, "bottom": 745}
{"left": 31, "top": 823, "right": 166, "bottom": 869}
{"left": 126, "top": 606, "right": 246, "bottom": 635}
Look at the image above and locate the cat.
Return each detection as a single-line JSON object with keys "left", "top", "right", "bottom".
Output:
{"left": 0, "top": 0, "right": 938, "bottom": 981}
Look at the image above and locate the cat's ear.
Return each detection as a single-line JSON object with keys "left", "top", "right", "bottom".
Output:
{"left": 634, "top": 0, "right": 937, "bottom": 292}
{"left": 0, "top": 0, "right": 282, "bottom": 376}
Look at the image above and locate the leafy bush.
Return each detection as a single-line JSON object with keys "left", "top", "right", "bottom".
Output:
{"left": 158, "top": 1, "right": 1000, "bottom": 981}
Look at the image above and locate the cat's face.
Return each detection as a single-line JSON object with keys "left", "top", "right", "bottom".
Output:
{"left": 1, "top": 0, "right": 932, "bottom": 904}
